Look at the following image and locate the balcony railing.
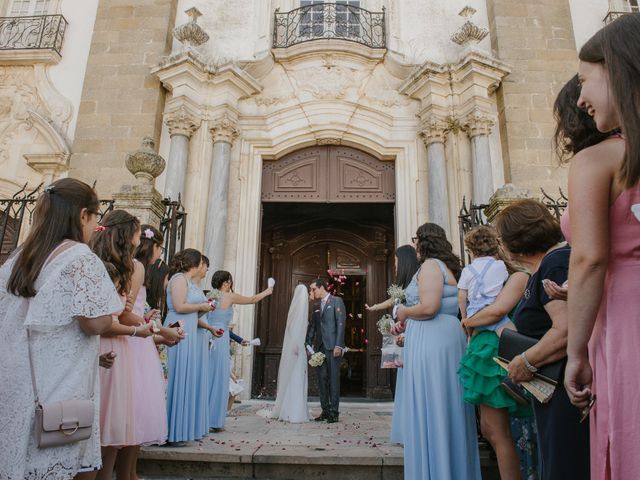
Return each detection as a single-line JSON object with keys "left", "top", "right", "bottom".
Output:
{"left": 604, "top": 5, "right": 639, "bottom": 24}
{"left": 273, "top": 3, "right": 385, "bottom": 49}
{"left": 0, "top": 14, "right": 67, "bottom": 55}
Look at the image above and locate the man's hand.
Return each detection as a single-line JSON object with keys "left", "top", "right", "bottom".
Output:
{"left": 333, "top": 346, "right": 343, "bottom": 358}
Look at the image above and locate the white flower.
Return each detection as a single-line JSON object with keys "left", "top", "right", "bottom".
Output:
{"left": 376, "top": 314, "right": 394, "bottom": 335}
{"left": 308, "top": 351, "right": 326, "bottom": 367}
{"left": 143, "top": 228, "right": 155, "bottom": 239}
{"left": 387, "top": 284, "right": 406, "bottom": 304}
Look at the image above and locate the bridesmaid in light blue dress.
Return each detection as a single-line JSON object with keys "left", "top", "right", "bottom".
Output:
{"left": 164, "top": 249, "right": 217, "bottom": 444}
{"left": 207, "top": 270, "right": 273, "bottom": 431}
{"left": 395, "top": 223, "right": 481, "bottom": 480}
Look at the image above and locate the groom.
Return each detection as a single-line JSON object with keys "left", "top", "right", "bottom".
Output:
{"left": 306, "top": 277, "right": 347, "bottom": 423}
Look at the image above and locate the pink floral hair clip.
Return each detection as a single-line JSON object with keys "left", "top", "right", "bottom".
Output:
{"left": 143, "top": 228, "right": 154, "bottom": 239}
{"left": 95, "top": 225, "right": 107, "bottom": 232}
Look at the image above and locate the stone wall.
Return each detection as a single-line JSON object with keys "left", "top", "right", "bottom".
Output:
{"left": 69, "top": 0, "right": 177, "bottom": 197}
{"left": 487, "top": 0, "right": 577, "bottom": 193}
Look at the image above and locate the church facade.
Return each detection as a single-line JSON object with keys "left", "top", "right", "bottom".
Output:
{"left": 0, "top": 0, "right": 634, "bottom": 397}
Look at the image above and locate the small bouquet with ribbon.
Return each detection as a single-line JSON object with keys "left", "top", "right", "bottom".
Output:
{"left": 387, "top": 284, "right": 406, "bottom": 305}
{"left": 143, "top": 303, "right": 161, "bottom": 333}
{"left": 376, "top": 314, "right": 394, "bottom": 336}
{"left": 308, "top": 351, "right": 326, "bottom": 367}
{"left": 207, "top": 289, "right": 223, "bottom": 310}
{"left": 378, "top": 313, "right": 403, "bottom": 368}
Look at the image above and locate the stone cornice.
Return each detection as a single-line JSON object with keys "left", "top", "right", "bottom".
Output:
{"left": 272, "top": 39, "right": 386, "bottom": 68}
{"left": 164, "top": 105, "right": 200, "bottom": 138}
{"left": 210, "top": 114, "right": 240, "bottom": 145}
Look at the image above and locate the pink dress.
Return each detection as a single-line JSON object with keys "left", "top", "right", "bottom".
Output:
{"left": 561, "top": 185, "right": 640, "bottom": 480}
{"left": 99, "top": 300, "right": 137, "bottom": 447}
{"left": 128, "top": 283, "right": 168, "bottom": 445}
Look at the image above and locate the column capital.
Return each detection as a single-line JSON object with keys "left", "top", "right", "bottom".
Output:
{"left": 210, "top": 114, "right": 240, "bottom": 144}
{"left": 419, "top": 117, "right": 449, "bottom": 146}
{"left": 165, "top": 106, "right": 200, "bottom": 138}
{"left": 463, "top": 110, "right": 495, "bottom": 138}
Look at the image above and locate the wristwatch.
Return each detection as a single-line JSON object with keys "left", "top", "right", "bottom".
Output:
{"left": 520, "top": 352, "right": 538, "bottom": 373}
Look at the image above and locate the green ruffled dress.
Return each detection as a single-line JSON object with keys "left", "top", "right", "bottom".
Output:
{"left": 458, "top": 331, "right": 531, "bottom": 416}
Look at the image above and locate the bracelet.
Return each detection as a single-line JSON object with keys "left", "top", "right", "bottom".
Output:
{"left": 131, "top": 326, "right": 137, "bottom": 337}
{"left": 520, "top": 352, "right": 538, "bottom": 373}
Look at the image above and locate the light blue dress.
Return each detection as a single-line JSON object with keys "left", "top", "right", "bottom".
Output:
{"left": 164, "top": 273, "right": 209, "bottom": 442}
{"left": 402, "top": 259, "right": 481, "bottom": 480}
{"left": 206, "top": 304, "right": 234, "bottom": 429}
{"left": 390, "top": 366, "right": 404, "bottom": 444}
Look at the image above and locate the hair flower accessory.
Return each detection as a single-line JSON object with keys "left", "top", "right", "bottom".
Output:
{"left": 95, "top": 225, "right": 107, "bottom": 232}
{"left": 143, "top": 228, "right": 155, "bottom": 239}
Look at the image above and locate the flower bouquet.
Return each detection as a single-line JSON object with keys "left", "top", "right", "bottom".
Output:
{"left": 207, "top": 289, "right": 223, "bottom": 310}
{"left": 387, "top": 284, "right": 406, "bottom": 305}
{"left": 308, "top": 351, "right": 326, "bottom": 367}
{"left": 376, "top": 314, "right": 394, "bottom": 335}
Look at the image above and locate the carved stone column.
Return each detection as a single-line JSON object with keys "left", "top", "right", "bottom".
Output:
{"left": 113, "top": 137, "right": 166, "bottom": 227}
{"left": 204, "top": 114, "right": 240, "bottom": 272}
{"left": 465, "top": 110, "right": 495, "bottom": 205}
{"left": 420, "top": 117, "right": 451, "bottom": 233}
{"left": 164, "top": 107, "right": 199, "bottom": 201}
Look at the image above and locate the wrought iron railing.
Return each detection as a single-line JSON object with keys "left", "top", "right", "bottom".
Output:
{"left": 457, "top": 189, "right": 568, "bottom": 265}
{"left": 159, "top": 195, "right": 187, "bottom": 263}
{"left": 0, "top": 14, "right": 67, "bottom": 54}
{"left": 273, "top": 3, "right": 385, "bottom": 49}
{"left": 604, "top": 5, "right": 639, "bottom": 24}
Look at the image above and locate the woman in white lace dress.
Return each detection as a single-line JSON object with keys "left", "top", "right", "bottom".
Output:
{"left": 0, "top": 178, "right": 123, "bottom": 480}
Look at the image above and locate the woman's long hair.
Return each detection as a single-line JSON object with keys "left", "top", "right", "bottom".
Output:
{"left": 394, "top": 245, "right": 420, "bottom": 289}
{"left": 168, "top": 248, "right": 202, "bottom": 278}
{"left": 134, "top": 224, "right": 164, "bottom": 290}
{"left": 553, "top": 74, "right": 613, "bottom": 163}
{"left": 414, "top": 223, "right": 461, "bottom": 280}
{"left": 579, "top": 13, "right": 640, "bottom": 187}
{"left": 7, "top": 178, "right": 99, "bottom": 297}
{"left": 89, "top": 210, "right": 140, "bottom": 296}
{"left": 146, "top": 258, "right": 170, "bottom": 314}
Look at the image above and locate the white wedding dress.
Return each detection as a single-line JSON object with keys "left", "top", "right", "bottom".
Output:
{"left": 259, "top": 284, "right": 310, "bottom": 423}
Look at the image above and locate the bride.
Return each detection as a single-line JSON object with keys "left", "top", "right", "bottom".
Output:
{"left": 260, "top": 284, "right": 310, "bottom": 423}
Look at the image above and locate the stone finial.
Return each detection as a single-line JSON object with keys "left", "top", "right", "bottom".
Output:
{"left": 210, "top": 114, "right": 240, "bottom": 145}
{"left": 463, "top": 110, "right": 495, "bottom": 138}
{"left": 419, "top": 116, "right": 449, "bottom": 146}
{"left": 484, "top": 183, "right": 532, "bottom": 221}
{"left": 125, "top": 137, "right": 166, "bottom": 186}
{"left": 173, "top": 7, "right": 209, "bottom": 49}
{"left": 165, "top": 106, "right": 200, "bottom": 138}
{"left": 451, "top": 6, "right": 489, "bottom": 46}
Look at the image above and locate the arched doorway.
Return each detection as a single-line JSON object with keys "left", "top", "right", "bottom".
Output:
{"left": 253, "top": 146, "right": 395, "bottom": 399}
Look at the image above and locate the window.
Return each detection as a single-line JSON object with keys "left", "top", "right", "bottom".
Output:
{"left": 300, "top": 0, "right": 325, "bottom": 38}
{"left": 9, "top": 0, "right": 51, "bottom": 16}
{"left": 299, "top": 0, "right": 361, "bottom": 39}
{"left": 335, "top": 1, "right": 361, "bottom": 38}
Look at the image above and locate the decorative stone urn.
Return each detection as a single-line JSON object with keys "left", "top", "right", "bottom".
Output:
{"left": 125, "top": 136, "right": 166, "bottom": 186}
{"left": 114, "top": 137, "right": 166, "bottom": 227}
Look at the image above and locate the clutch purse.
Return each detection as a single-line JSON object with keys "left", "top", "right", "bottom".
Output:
{"left": 496, "top": 329, "right": 565, "bottom": 403}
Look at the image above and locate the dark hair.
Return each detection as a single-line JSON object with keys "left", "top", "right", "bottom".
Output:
{"left": 579, "top": 14, "right": 640, "bottom": 188}
{"left": 312, "top": 277, "right": 328, "bottom": 291}
{"left": 169, "top": 248, "right": 202, "bottom": 277}
{"left": 90, "top": 210, "right": 141, "bottom": 296}
{"left": 553, "top": 74, "right": 613, "bottom": 163}
{"left": 102, "top": 261, "right": 119, "bottom": 285}
{"left": 146, "top": 258, "right": 169, "bottom": 312}
{"left": 202, "top": 255, "right": 210, "bottom": 268}
{"left": 394, "top": 245, "right": 420, "bottom": 289}
{"left": 494, "top": 199, "right": 563, "bottom": 255}
{"left": 414, "top": 223, "right": 461, "bottom": 279}
{"left": 134, "top": 224, "right": 164, "bottom": 291}
{"left": 8, "top": 178, "right": 99, "bottom": 297}
{"left": 211, "top": 270, "right": 233, "bottom": 290}
{"left": 464, "top": 225, "right": 500, "bottom": 258}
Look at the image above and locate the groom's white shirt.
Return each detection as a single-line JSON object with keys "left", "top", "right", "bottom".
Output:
{"left": 321, "top": 293, "right": 330, "bottom": 312}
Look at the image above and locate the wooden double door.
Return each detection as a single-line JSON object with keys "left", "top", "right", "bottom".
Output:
{"left": 252, "top": 212, "right": 395, "bottom": 399}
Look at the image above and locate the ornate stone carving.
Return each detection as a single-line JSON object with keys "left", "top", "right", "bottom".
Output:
{"left": 164, "top": 106, "right": 200, "bottom": 137}
{"left": 210, "top": 114, "right": 239, "bottom": 144}
{"left": 484, "top": 183, "right": 532, "bottom": 221}
{"left": 173, "top": 7, "right": 209, "bottom": 49}
{"left": 317, "top": 137, "right": 341, "bottom": 145}
{"left": 125, "top": 137, "right": 166, "bottom": 186}
{"left": 451, "top": 6, "right": 489, "bottom": 46}
{"left": 463, "top": 110, "right": 495, "bottom": 138}
{"left": 289, "top": 65, "right": 364, "bottom": 100}
{"left": 419, "top": 117, "right": 449, "bottom": 145}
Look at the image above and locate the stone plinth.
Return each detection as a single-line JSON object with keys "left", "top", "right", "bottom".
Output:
{"left": 484, "top": 183, "right": 531, "bottom": 222}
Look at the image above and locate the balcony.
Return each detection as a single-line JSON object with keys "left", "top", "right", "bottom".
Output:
{"left": 273, "top": 3, "right": 385, "bottom": 49}
{"left": 0, "top": 14, "right": 67, "bottom": 64}
{"left": 604, "top": 4, "right": 639, "bottom": 24}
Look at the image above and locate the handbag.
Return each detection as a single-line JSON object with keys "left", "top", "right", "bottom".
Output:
{"left": 27, "top": 330, "right": 95, "bottom": 448}
{"left": 496, "top": 328, "right": 564, "bottom": 403}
